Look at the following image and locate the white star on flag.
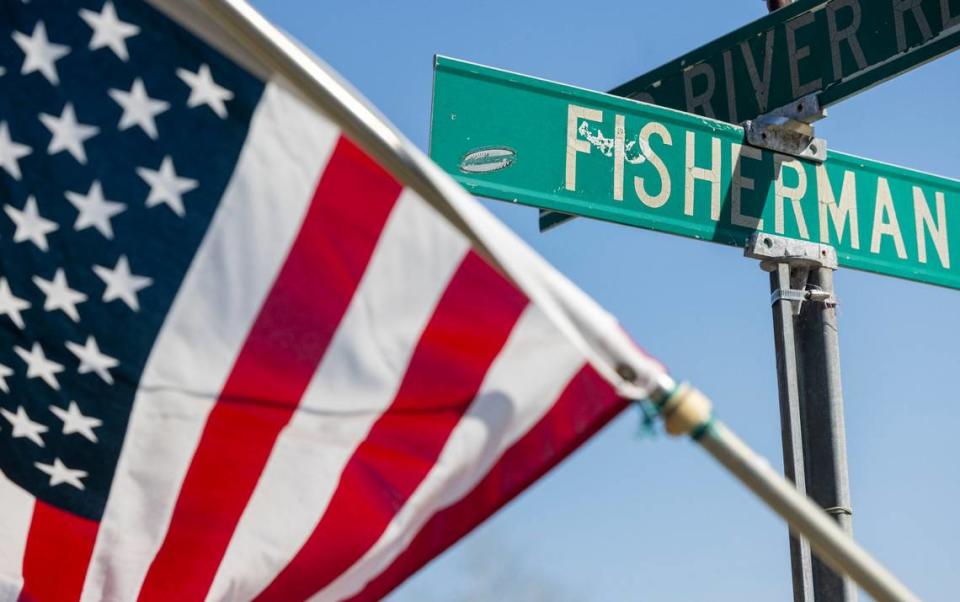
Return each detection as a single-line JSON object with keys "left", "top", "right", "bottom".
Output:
{"left": 1, "top": 406, "right": 49, "bottom": 447}
{"left": 79, "top": 0, "right": 140, "bottom": 62}
{"left": 0, "top": 277, "right": 30, "bottom": 330}
{"left": 93, "top": 255, "right": 152, "bottom": 311}
{"left": 177, "top": 63, "right": 234, "bottom": 118}
{"left": 137, "top": 156, "right": 198, "bottom": 217}
{"left": 12, "top": 21, "right": 70, "bottom": 85}
{"left": 0, "top": 121, "right": 32, "bottom": 180}
{"left": 109, "top": 78, "right": 169, "bottom": 139}
{"left": 34, "top": 458, "right": 87, "bottom": 490}
{"left": 65, "top": 180, "right": 126, "bottom": 239}
{"left": 50, "top": 401, "right": 103, "bottom": 443}
{"left": 0, "top": 363, "right": 13, "bottom": 394}
{"left": 14, "top": 342, "right": 64, "bottom": 390}
{"left": 33, "top": 268, "right": 87, "bottom": 323}
{"left": 66, "top": 336, "right": 119, "bottom": 384}
{"left": 39, "top": 103, "right": 99, "bottom": 164}
{"left": 4, "top": 196, "right": 59, "bottom": 252}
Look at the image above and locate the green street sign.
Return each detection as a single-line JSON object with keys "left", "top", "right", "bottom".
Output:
{"left": 542, "top": 0, "right": 960, "bottom": 231}
{"left": 613, "top": 0, "right": 960, "bottom": 123}
{"left": 430, "top": 57, "right": 960, "bottom": 290}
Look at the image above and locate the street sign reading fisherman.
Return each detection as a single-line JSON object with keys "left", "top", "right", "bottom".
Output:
{"left": 612, "top": 0, "right": 960, "bottom": 124}
{"left": 430, "top": 57, "right": 960, "bottom": 290}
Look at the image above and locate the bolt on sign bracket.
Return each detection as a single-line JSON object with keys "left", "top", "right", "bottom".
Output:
{"left": 745, "top": 232, "right": 838, "bottom": 314}
{"left": 742, "top": 94, "right": 827, "bottom": 163}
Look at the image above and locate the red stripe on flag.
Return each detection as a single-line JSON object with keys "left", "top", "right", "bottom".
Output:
{"left": 137, "top": 137, "right": 402, "bottom": 601}
{"left": 254, "top": 251, "right": 529, "bottom": 601}
{"left": 344, "top": 365, "right": 624, "bottom": 602}
{"left": 20, "top": 501, "right": 98, "bottom": 602}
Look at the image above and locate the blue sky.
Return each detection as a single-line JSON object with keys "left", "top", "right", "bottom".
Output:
{"left": 254, "top": 2, "right": 960, "bottom": 599}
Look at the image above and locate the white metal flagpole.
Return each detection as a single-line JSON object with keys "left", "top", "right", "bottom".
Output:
{"left": 653, "top": 386, "right": 919, "bottom": 602}
{"left": 189, "top": 1, "right": 921, "bottom": 600}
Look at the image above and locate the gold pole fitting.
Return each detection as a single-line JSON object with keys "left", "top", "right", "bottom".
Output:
{"left": 661, "top": 384, "right": 714, "bottom": 436}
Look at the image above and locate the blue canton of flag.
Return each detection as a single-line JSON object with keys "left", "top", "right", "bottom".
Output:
{"left": 0, "top": 0, "right": 263, "bottom": 521}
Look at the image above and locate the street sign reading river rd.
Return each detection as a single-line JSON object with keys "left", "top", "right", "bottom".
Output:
{"left": 430, "top": 57, "right": 960, "bottom": 290}
{"left": 611, "top": 0, "right": 960, "bottom": 124}
{"left": 542, "top": 0, "right": 960, "bottom": 232}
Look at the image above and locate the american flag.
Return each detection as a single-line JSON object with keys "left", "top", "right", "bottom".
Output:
{"left": 0, "top": 1, "right": 665, "bottom": 600}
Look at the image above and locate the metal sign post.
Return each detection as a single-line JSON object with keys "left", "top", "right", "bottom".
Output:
{"left": 747, "top": 4, "right": 853, "bottom": 600}
{"left": 746, "top": 234, "right": 856, "bottom": 602}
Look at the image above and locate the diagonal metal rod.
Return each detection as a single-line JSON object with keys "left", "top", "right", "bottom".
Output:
{"left": 694, "top": 419, "right": 915, "bottom": 602}
{"left": 656, "top": 385, "right": 918, "bottom": 602}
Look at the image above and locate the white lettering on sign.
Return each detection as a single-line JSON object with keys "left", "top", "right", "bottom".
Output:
{"left": 731, "top": 143, "right": 763, "bottom": 229}
{"left": 565, "top": 104, "right": 602, "bottom": 192}
{"left": 614, "top": 115, "right": 626, "bottom": 201}
{"left": 557, "top": 107, "right": 954, "bottom": 273}
{"left": 785, "top": 11, "right": 822, "bottom": 98}
{"left": 607, "top": 0, "right": 960, "bottom": 131}
{"left": 634, "top": 122, "right": 672, "bottom": 209}
{"left": 913, "top": 188, "right": 950, "bottom": 268}
{"left": 740, "top": 31, "right": 775, "bottom": 115}
{"left": 871, "top": 177, "right": 908, "bottom": 259}
{"left": 827, "top": 0, "right": 868, "bottom": 81}
{"left": 943, "top": 0, "right": 960, "bottom": 29}
{"left": 817, "top": 166, "right": 860, "bottom": 249}
{"left": 684, "top": 131, "right": 722, "bottom": 221}
{"left": 893, "top": 0, "right": 934, "bottom": 53}
{"left": 722, "top": 50, "right": 738, "bottom": 123}
{"left": 774, "top": 155, "right": 810, "bottom": 239}
{"left": 683, "top": 63, "right": 717, "bottom": 118}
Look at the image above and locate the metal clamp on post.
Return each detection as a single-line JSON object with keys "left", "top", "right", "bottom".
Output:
{"left": 770, "top": 287, "right": 807, "bottom": 309}
{"left": 824, "top": 505, "right": 854, "bottom": 517}
{"left": 742, "top": 93, "right": 827, "bottom": 162}
{"left": 769, "top": 286, "right": 837, "bottom": 315}
{"left": 805, "top": 286, "right": 837, "bottom": 307}
{"left": 745, "top": 233, "right": 837, "bottom": 314}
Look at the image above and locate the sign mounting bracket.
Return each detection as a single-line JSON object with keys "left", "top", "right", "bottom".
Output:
{"left": 745, "top": 232, "right": 837, "bottom": 315}
{"left": 744, "top": 232, "right": 838, "bottom": 271}
{"left": 742, "top": 94, "right": 827, "bottom": 163}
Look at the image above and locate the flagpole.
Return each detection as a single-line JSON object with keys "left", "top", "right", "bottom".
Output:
{"left": 652, "top": 385, "right": 918, "bottom": 602}
{"left": 193, "top": 1, "right": 919, "bottom": 600}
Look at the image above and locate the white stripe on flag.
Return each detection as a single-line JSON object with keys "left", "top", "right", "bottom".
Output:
{"left": 207, "top": 189, "right": 470, "bottom": 600}
{"left": 80, "top": 82, "right": 340, "bottom": 602}
{"left": 0, "top": 473, "right": 33, "bottom": 597}
{"left": 316, "top": 304, "right": 588, "bottom": 601}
